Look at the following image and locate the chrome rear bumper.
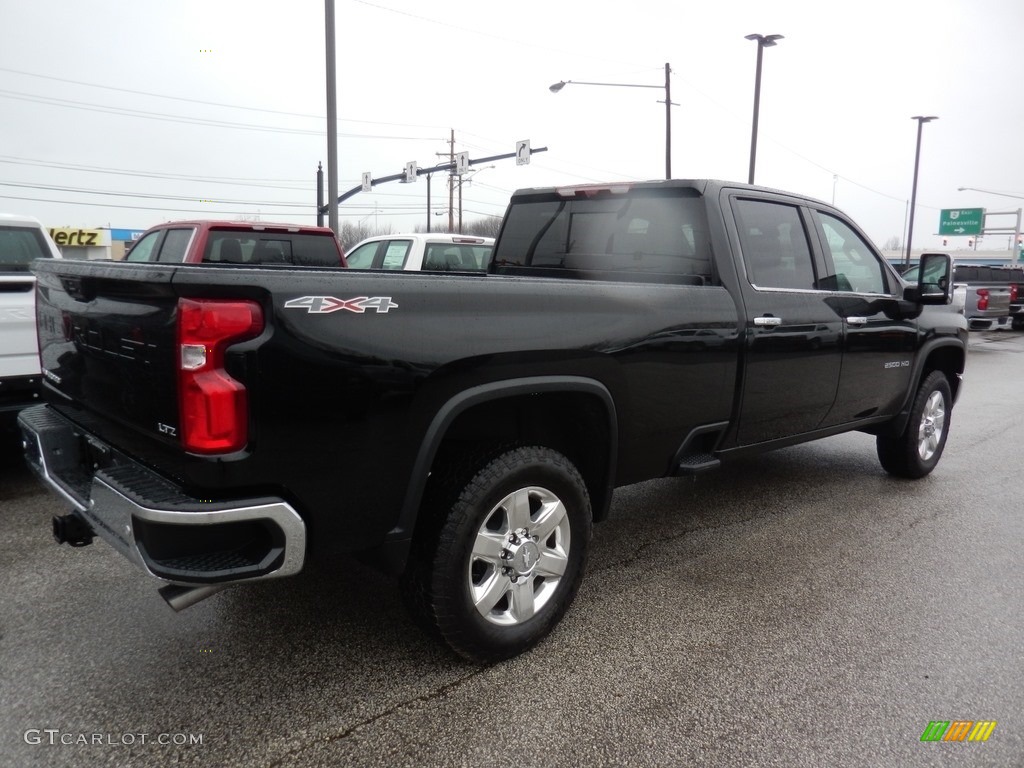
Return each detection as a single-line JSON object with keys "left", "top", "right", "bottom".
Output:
{"left": 19, "top": 405, "right": 306, "bottom": 587}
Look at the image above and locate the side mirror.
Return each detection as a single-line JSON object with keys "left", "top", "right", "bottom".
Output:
{"left": 905, "top": 252, "right": 953, "bottom": 305}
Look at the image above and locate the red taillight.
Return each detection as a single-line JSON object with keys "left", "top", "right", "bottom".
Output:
{"left": 1011, "top": 284, "right": 1019, "bottom": 302}
{"left": 177, "top": 299, "right": 263, "bottom": 454}
{"left": 977, "top": 288, "right": 989, "bottom": 311}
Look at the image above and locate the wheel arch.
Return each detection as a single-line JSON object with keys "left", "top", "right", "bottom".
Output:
{"left": 391, "top": 377, "right": 618, "bottom": 549}
{"left": 876, "top": 339, "right": 965, "bottom": 438}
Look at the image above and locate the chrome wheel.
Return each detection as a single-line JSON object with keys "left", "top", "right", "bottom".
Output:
{"left": 916, "top": 390, "right": 946, "bottom": 462}
{"left": 468, "top": 486, "right": 571, "bottom": 626}
{"left": 402, "top": 445, "right": 591, "bottom": 661}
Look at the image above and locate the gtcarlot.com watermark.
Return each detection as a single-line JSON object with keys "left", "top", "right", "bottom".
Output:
{"left": 24, "top": 729, "right": 203, "bottom": 747}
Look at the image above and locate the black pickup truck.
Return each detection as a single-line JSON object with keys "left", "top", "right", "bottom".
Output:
{"left": 20, "top": 180, "right": 967, "bottom": 661}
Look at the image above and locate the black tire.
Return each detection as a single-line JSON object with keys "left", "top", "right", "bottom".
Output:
{"left": 401, "top": 445, "right": 591, "bottom": 662}
{"left": 876, "top": 371, "right": 952, "bottom": 479}
{"left": 1012, "top": 316, "right": 1024, "bottom": 331}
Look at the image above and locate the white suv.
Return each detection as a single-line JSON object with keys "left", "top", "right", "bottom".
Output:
{"left": 0, "top": 214, "right": 61, "bottom": 428}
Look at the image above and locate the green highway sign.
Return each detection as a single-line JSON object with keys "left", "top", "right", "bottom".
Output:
{"left": 939, "top": 208, "right": 985, "bottom": 236}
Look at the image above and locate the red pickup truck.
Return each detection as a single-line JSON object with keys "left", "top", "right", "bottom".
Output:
{"left": 124, "top": 220, "right": 347, "bottom": 267}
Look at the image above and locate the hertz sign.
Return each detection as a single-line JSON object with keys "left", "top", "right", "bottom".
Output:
{"left": 48, "top": 228, "right": 110, "bottom": 247}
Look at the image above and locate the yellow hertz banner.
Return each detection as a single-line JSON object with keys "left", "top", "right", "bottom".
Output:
{"left": 48, "top": 228, "right": 110, "bottom": 247}
{"left": 920, "top": 721, "right": 997, "bottom": 742}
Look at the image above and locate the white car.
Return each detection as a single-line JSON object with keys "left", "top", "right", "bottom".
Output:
{"left": 345, "top": 233, "right": 493, "bottom": 271}
{"left": 0, "top": 214, "right": 61, "bottom": 427}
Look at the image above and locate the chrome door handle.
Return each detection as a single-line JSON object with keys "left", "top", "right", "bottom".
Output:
{"left": 845, "top": 316, "right": 868, "bottom": 326}
{"left": 753, "top": 316, "right": 782, "bottom": 327}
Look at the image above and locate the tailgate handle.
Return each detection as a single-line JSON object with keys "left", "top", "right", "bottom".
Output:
{"left": 753, "top": 316, "right": 782, "bottom": 327}
{"left": 845, "top": 316, "right": 868, "bottom": 326}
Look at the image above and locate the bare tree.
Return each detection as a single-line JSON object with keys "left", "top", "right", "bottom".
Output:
{"left": 338, "top": 221, "right": 393, "bottom": 252}
{"left": 414, "top": 217, "right": 502, "bottom": 238}
{"left": 881, "top": 235, "right": 901, "bottom": 251}
{"left": 463, "top": 217, "right": 503, "bottom": 238}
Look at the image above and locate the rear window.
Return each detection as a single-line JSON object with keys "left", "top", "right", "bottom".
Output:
{"left": 492, "top": 189, "right": 712, "bottom": 284}
{"left": 423, "top": 243, "right": 492, "bottom": 271}
{"left": 0, "top": 226, "right": 53, "bottom": 272}
{"left": 203, "top": 231, "right": 341, "bottom": 267}
{"left": 952, "top": 265, "right": 1023, "bottom": 283}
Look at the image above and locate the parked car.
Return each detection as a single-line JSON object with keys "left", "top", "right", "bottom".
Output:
{"left": 345, "top": 233, "right": 493, "bottom": 271}
{"left": 980, "top": 265, "right": 1024, "bottom": 329}
{"left": 125, "top": 220, "right": 346, "bottom": 267}
{"left": 0, "top": 214, "right": 61, "bottom": 431}
{"left": 904, "top": 262, "right": 1012, "bottom": 330}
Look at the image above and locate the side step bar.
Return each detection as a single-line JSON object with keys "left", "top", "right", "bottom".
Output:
{"left": 672, "top": 422, "right": 727, "bottom": 474}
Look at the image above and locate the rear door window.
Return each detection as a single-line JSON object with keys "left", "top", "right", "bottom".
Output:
{"left": 380, "top": 241, "right": 411, "bottom": 269}
{"left": 733, "top": 199, "right": 816, "bottom": 290}
{"left": 156, "top": 228, "right": 195, "bottom": 263}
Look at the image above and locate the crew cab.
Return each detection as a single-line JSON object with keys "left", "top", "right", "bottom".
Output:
{"left": 20, "top": 179, "right": 966, "bottom": 661}
{"left": 124, "top": 220, "right": 347, "bottom": 267}
{"left": 345, "top": 233, "right": 493, "bottom": 271}
{"left": 0, "top": 213, "right": 61, "bottom": 431}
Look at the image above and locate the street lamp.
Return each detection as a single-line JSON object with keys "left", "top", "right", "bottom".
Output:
{"left": 957, "top": 186, "right": 1024, "bottom": 201}
{"left": 905, "top": 115, "right": 938, "bottom": 267}
{"left": 549, "top": 63, "right": 674, "bottom": 179}
{"left": 745, "top": 33, "right": 783, "bottom": 185}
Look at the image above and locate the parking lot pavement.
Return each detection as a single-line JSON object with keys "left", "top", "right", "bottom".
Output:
{"left": 2, "top": 332, "right": 1022, "bottom": 767}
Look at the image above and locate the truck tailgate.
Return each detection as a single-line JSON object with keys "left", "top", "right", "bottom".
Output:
{"left": 33, "top": 259, "right": 181, "bottom": 442}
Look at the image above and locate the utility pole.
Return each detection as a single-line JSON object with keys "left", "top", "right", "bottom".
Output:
{"left": 664, "top": 62, "right": 672, "bottom": 180}
{"left": 448, "top": 129, "right": 455, "bottom": 233}
{"left": 324, "top": 0, "right": 339, "bottom": 235}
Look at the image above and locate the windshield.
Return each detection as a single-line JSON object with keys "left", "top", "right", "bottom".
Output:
{"left": 0, "top": 226, "right": 54, "bottom": 272}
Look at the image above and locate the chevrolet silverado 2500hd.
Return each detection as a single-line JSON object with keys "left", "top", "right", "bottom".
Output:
{"left": 20, "top": 180, "right": 967, "bottom": 661}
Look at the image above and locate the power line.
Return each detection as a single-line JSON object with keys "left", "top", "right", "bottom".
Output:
{"left": 0, "top": 89, "right": 441, "bottom": 140}
{"left": 0, "top": 193, "right": 429, "bottom": 218}
{"left": 0, "top": 156, "right": 314, "bottom": 191}
{"left": 0, "top": 181, "right": 311, "bottom": 209}
{"left": 0, "top": 66, "right": 449, "bottom": 130}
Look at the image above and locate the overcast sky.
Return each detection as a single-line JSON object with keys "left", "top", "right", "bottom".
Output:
{"left": 2, "top": 0, "right": 1022, "bottom": 251}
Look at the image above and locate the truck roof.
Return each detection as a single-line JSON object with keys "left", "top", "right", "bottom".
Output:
{"left": 509, "top": 179, "right": 830, "bottom": 207}
{"left": 144, "top": 220, "right": 337, "bottom": 235}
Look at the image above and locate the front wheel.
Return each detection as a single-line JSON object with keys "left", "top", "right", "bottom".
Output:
{"left": 876, "top": 371, "right": 952, "bottom": 479}
{"left": 402, "top": 446, "right": 591, "bottom": 662}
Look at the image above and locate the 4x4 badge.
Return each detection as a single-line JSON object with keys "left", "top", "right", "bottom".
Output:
{"left": 284, "top": 296, "right": 398, "bottom": 314}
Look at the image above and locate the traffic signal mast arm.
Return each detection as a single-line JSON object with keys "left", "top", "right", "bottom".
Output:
{"left": 321, "top": 146, "right": 548, "bottom": 212}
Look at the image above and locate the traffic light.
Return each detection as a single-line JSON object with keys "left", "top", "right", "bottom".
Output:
{"left": 967, "top": 239, "right": 974, "bottom": 247}
{"left": 942, "top": 238, "right": 948, "bottom": 246}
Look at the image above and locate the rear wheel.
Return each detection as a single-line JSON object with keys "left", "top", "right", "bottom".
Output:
{"left": 876, "top": 371, "right": 951, "bottom": 479}
{"left": 402, "top": 446, "right": 591, "bottom": 662}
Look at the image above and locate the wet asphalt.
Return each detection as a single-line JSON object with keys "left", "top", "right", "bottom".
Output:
{"left": 1, "top": 330, "right": 1021, "bottom": 767}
